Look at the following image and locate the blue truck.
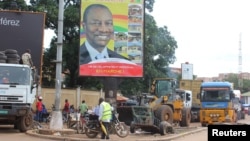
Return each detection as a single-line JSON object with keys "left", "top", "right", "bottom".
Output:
{"left": 199, "top": 81, "right": 237, "bottom": 126}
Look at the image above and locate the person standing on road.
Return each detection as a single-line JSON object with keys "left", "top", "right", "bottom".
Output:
{"left": 63, "top": 99, "right": 70, "bottom": 121}
{"left": 80, "top": 100, "right": 88, "bottom": 116}
{"left": 79, "top": 100, "right": 88, "bottom": 127}
{"left": 36, "top": 96, "right": 43, "bottom": 122}
{"left": 98, "top": 97, "right": 112, "bottom": 140}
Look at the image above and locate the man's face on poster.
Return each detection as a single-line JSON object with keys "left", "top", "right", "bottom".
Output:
{"left": 84, "top": 7, "right": 114, "bottom": 49}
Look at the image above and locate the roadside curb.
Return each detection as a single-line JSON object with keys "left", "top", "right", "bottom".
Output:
{"left": 26, "top": 127, "right": 207, "bottom": 141}
{"left": 158, "top": 127, "right": 206, "bottom": 141}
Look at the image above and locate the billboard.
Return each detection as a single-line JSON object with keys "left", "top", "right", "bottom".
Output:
{"left": 181, "top": 63, "right": 193, "bottom": 80}
{"left": 0, "top": 10, "right": 45, "bottom": 74}
{"left": 79, "top": 0, "right": 144, "bottom": 77}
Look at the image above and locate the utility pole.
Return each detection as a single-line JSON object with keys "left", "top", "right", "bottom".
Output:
{"left": 50, "top": 0, "right": 64, "bottom": 130}
{"left": 238, "top": 33, "right": 243, "bottom": 89}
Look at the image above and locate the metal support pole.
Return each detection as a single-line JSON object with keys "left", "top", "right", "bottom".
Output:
{"left": 49, "top": 0, "right": 64, "bottom": 130}
{"left": 76, "top": 86, "right": 81, "bottom": 110}
{"left": 102, "top": 77, "right": 122, "bottom": 111}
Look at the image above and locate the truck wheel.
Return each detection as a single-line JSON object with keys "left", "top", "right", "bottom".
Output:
{"left": 156, "top": 105, "right": 173, "bottom": 124}
{"left": 180, "top": 109, "right": 191, "bottom": 127}
{"left": 19, "top": 113, "right": 33, "bottom": 132}
{"left": 4, "top": 49, "right": 18, "bottom": 54}
{"left": 201, "top": 123, "right": 207, "bottom": 127}
{"left": 241, "top": 112, "right": 245, "bottom": 119}
{"left": 234, "top": 111, "right": 238, "bottom": 123}
{"left": 130, "top": 121, "right": 135, "bottom": 133}
{"left": 237, "top": 111, "right": 241, "bottom": 120}
{"left": 159, "top": 121, "right": 167, "bottom": 135}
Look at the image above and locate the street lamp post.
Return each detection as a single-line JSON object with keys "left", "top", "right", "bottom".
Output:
{"left": 49, "top": 0, "right": 64, "bottom": 130}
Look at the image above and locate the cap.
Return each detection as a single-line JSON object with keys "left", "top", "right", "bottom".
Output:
{"left": 38, "top": 96, "right": 43, "bottom": 100}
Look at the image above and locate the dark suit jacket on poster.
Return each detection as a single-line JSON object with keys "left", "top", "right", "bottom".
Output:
{"left": 79, "top": 43, "right": 127, "bottom": 65}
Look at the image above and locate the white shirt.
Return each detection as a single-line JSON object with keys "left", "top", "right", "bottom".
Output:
{"left": 85, "top": 40, "right": 109, "bottom": 61}
{"left": 22, "top": 52, "right": 32, "bottom": 67}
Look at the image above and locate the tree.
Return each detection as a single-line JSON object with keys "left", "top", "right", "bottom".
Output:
{"left": 120, "top": 13, "right": 178, "bottom": 95}
{"left": 223, "top": 74, "right": 250, "bottom": 93}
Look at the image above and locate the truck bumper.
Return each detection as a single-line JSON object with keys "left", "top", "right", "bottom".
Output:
{"left": 0, "top": 103, "right": 31, "bottom": 117}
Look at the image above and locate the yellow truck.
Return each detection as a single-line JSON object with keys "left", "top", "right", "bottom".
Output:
{"left": 199, "top": 81, "right": 237, "bottom": 126}
{"left": 179, "top": 80, "right": 203, "bottom": 122}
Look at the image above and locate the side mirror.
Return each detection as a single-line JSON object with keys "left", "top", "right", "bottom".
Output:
{"left": 31, "top": 84, "right": 37, "bottom": 92}
{"left": 230, "top": 92, "right": 235, "bottom": 99}
{"left": 186, "top": 93, "right": 191, "bottom": 101}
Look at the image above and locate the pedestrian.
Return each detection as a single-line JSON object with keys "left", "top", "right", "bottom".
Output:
{"left": 63, "top": 99, "right": 70, "bottom": 120}
{"left": 79, "top": 100, "right": 88, "bottom": 127}
{"left": 21, "top": 49, "right": 34, "bottom": 68}
{"left": 36, "top": 96, "right": 43, "bottom": 122}
{"left": 79, "top": 100, "right": 88, "bottom": 116}
{"left": 98, "top": 97, "right": 112, "bottom": 139}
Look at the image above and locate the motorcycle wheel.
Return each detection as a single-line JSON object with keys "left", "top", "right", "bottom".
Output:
{"left": 114, "top": 122, "right": 129, "bottom": 138}
{"left": 85, "top": 126, "right": 99, "bottom": 138}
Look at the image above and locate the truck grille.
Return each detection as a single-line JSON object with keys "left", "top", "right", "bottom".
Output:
{"left": 0, "top": 95, "right": 23, "bottom": 102}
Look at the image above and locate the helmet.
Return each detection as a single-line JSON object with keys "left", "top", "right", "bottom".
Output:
{"left": 38, "top": 96, "right": 43, "bottom": 100}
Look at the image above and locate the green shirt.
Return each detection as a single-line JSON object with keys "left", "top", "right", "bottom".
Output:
{"left": 80, "top": 103, "right": 88, "bottom": 114}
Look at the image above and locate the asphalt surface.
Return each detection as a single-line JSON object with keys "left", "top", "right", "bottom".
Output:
{"left": 26, "top": 124, "right": 207, "bottom": 141}
{"left": 26, "top": 115, "right": 250, "bottom": 141}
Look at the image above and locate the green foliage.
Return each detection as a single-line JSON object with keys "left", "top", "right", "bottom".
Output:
{"left": 223, "top": 74, "right": 250, "bottom": 93}
{"left": 0, "top": 0, "right": 28, "bottom": 11}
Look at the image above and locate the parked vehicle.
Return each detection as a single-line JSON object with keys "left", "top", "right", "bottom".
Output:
{"left": 199, "top": 82, "right": 238, "bottom": 126}
{"left": 179, "top": 80, "right": 203, "bottom": 122}
{"left": 242, "top": 104, "right": 250, "bottom": 115}
{"left": 85, "top": 112, "right": 129, "bottom": 138}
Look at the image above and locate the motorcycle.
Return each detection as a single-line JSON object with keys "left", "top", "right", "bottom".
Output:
{"left": 84, "top": 112, "right": 129, "bottom": 138}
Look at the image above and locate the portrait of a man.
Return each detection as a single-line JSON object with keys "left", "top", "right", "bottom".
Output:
{"left": 79, "top": 4, "right": 126, "bottom": 65}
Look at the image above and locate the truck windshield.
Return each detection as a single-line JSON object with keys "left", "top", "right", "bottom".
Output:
{"left": 201, "top": 89, "right": 230, "bottom": 102}
{"left": 156, "top": 80, "right": 173, "bottom": 98}
{"left": 0, "top": 66, "right": 30, "bottom": 85}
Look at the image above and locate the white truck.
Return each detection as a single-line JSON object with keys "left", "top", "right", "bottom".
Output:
{"left": 179, "top": 80, "right": 203, "bottom": 122}
{"left": 0, "top": 63, "right": 37, "bottom": 132}
{"left": 233, "top": 89, "right": 245, "bottom": 120}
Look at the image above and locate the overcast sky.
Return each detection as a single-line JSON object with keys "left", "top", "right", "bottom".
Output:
{"left": 151, "top": 0, "right": 250, "bottom": 77}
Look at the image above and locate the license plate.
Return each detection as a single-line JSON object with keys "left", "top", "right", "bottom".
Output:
{"left": 0, "top": 110, "right": 8, "bottom": 114}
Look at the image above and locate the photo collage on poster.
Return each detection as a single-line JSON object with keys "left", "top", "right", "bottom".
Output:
{"left": 114, "top": 3, "right": 143, "bottom": 65}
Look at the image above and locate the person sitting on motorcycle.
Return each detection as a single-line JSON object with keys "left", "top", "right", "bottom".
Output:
{"left": 89, "top": 104, "right": 100, "bottom": 120}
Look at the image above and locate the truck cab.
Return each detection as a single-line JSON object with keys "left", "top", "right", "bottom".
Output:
{"left": 0, "top": 63, "right": 37, "bottom": 132}
{"left": 199, "top": 82, "right": 236, "bottom": 126}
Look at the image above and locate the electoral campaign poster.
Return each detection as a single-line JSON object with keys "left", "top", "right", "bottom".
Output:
{"left": 79, "top": 0, "right": 144, "bottom": 77}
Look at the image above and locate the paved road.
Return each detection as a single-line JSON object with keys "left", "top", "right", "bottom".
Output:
{"left": 1, "top": 115, "right": 249, "bottom": 141}
{"left": 171, "top": 129, "right": 207, "bottom": 141}
{"left": 0, "top": 125, "right": 55, "bottom": 141}
{"left": 171, "top": 115, "right": 250, "bottom": 141}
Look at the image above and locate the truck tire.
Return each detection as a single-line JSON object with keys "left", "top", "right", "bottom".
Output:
{"left": 4, "top": 49, "right": 18, "bottom": 54}
{"left": 180, "top": 109, "right": 191, "bottom": 127}
{"left": 156, "top": 105, "right": 173, "bottom": 124}
{"left": 130, "top": 121, "right": 135, "bottom": 133}
{"left": 241, "top": 111, "right": 245, "bottom": 119}
{"left": 159, "top": 121, "right": 167, "bottom": 135}
{"left": 0, "top": 60, "right": 6, "bottom": 63}
{"left": 237, "top": 111, "right": 241, "bottom": 120}
{"left": 18, "top": 113, "right": 33, "bottom": 132}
